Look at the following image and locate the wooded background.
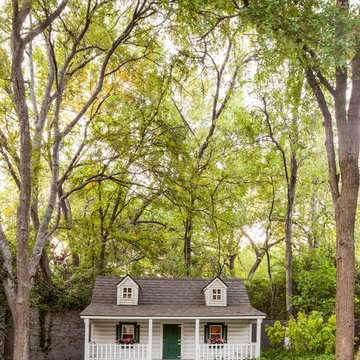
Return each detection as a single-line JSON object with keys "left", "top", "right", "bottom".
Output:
{"left": 1, "top": 0, "right": 360, "bottom": 359}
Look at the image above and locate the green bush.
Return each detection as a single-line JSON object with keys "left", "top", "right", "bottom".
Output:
{"left": 266, "top": 311, "right": 336, "bottom": 354}
{"left": 293, "top": 250, "right": 336, "bottom": 317}
{"left": 259, "top": 348, "right": 335, "bottom": 360}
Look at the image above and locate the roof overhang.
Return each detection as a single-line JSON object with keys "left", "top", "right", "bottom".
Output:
{"left": 80, "top": 315, "right": 266, "bottom": 320}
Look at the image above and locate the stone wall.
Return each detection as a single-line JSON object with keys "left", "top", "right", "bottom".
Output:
{"left": 5, "top": 308, "right": 84, "bottom": 360}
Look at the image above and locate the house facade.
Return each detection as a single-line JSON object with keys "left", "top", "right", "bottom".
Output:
{"left": 80, "top": 275, "right": 266, "bottom": 360}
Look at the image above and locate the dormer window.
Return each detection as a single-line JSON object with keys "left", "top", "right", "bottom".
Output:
{"left": 203, "top": 277, "right": 227, "bottom": 306}
{"left": 123, "top": 287, "right": 132, "bottom": 299}
{"left": 212, "top": 289, "right": 221, "bottom": 300}
{"left": 117, "top": 275, "right": 140, "bottom": 305}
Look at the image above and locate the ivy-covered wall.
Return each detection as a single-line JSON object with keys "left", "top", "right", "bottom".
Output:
{"left": 4, "top": 308, "right": 84, "bottom": 360}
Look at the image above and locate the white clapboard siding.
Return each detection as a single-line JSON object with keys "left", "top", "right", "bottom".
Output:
{"left": 175, "top": 320, "right": 251, "bottom": 360}
{"left": 151, "top": 321, "right": 161, "bottom": 360}
{"left": 91, "top": 319, "right": 252, "bottom": 360}
{"left": 92, "top": 320, "right": 149, "bottom": 344}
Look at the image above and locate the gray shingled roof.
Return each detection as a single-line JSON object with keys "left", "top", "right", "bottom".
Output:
{"left": 80, "top": 276, "right": 265, "bottom": 318}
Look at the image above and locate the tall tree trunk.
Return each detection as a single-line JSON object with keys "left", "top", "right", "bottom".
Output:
{"left": 8, "top": 3, "right": 66, "bottom": 358}
{"left": 265, "top": 248, "right": 276, "bottom": 320}
{"left": 263, "top": 95, "right": 299, "bottom": 319}
{"left": 285, "top": 152, "right": 297, "bottom": 319}
{"left": 12, "top": 6, "right": 33, "bottom": 358}
{"left": 334, "top": 166, "right": 358, "bottom": 359}
{"left": 308, "top": 179, "right": 320, "bottom": 249}
{"left": 184, "top": 217, "right": 192, "bottom": 275}
{"left": 304, "top": 32, "right": 360, "bottom": 358}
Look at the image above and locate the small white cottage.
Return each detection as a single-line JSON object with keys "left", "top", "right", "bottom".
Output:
{"left": 80, "top": 275, "right": 266, "bottom": 360}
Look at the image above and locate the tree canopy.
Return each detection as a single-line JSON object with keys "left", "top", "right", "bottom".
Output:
{"left": 1, "top": 0, "right": 360, "bottom": 359}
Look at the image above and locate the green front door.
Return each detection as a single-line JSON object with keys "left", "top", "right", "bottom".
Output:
{"left": 162, "top": 324, "right": 181, "bottom": 359}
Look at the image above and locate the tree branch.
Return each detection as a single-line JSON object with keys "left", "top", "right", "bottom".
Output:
{"left": 23, "top": 1, "right": 67, "bottom": 45}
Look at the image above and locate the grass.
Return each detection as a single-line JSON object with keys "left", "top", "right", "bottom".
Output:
{"left": 259, "top": 349, "right": 335, "bottom": 360}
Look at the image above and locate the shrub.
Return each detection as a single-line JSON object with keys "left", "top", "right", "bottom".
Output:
{"left": 259, "top": 348, "right": 335, "bottom": 360}
{"left": 266, "top": 311, "right": 336, "bottom": 354}
{"left": 293, "top": 250, "right": 336, "bottom": 317}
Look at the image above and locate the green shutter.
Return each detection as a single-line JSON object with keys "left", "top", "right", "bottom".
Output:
{"left": 116, "top": 324, "right": 121, "bottom": 340}
{"left": 204, "top": 324, "right": 209, "bottom": 343}
{"left": 222, "top": 324, "right": 228, "bottom": 340}
{"left": 135, "top": 324, "right": 140, "bottom": 343}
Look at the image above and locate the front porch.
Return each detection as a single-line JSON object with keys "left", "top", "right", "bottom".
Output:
{"left": 84, "top": 318, "right": 262, "bottom": 360}
{"left": 88, "top": 342, "right": 258, "bottom": 360}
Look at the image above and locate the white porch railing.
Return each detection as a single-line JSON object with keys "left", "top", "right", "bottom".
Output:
{"left": 199, "top": 343, "right": 258, "bottom": 360}
{"left": 89, "top": 343, "right": 148, "bottom": 360}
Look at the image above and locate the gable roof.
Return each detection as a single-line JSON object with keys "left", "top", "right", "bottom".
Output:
{"left": 117, "top": 274, "right": 140, "bottom": 289}
{"left": 202, "top": 276, "right": 228, "bottom": 291}
{"left": 80, "top": 276, "right": 265, "bottom": 318}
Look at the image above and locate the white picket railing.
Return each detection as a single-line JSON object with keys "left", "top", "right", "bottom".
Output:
{"left": 89, "top": 343, "right": 148, "bottom": 360}
{"left": 199, "top": 343, "right": 258, "bottom": 360}
{"left": 88, "top": 342, "right": 257, "bottom": 360}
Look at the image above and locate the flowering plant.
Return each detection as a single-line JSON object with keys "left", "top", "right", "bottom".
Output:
{"left": 116, "top": 338, "right": 136, "bottom": 345}
{"left": 206, "top": 337, "right": 226, "bottom": 344}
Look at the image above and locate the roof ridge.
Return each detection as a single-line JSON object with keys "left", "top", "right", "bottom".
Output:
{"left": 95, "top": 275, "right": 243, "bottom": 281}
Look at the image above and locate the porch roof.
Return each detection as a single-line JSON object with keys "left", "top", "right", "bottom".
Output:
{"left": 80, "top": 303, "right": 265, "bottom": 318}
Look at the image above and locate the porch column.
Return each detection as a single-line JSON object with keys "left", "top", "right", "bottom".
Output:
{"left": 84, "top": 318, "right": 89, "bottom": 360}
{"left": 148, "top": 318, "right": 153, "bottom": 360}
{"left": 195, "top": 318, "right": 200, "bottom": 360}
{"left": 256, "top": 319, "right": 262, "bottom": 358}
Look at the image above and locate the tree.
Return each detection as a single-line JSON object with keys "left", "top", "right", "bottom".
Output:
{"left": 241, "top": 0, "right": 360, "bottom": 357}
{"left": 0, "top": 0, "right": 160, "bottom": 358}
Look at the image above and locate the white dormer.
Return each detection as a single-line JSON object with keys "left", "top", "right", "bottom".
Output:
{"left": 117, "top": 275, "right": 140, "bottom": 305}
{"left": 202, "top": 277, "right": 228, "bottom": 306}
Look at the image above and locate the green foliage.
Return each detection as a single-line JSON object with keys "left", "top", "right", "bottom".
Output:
{"left": 259, "top": 348, "right": 335, "bottom": 360}
{"left": 246, "top": 269, "right": 287, "bottom": 319}
{"left": 266, "top": 311, "right": 336, "bottom": 354}
{"left": 293, "top": 249, "right": 336, "bottom": 317}
{"left": 0, "top": 0, "right": 349, "bottom": 321}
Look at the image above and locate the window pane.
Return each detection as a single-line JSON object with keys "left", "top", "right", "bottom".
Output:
{"left": 212, "top": 289, "right": 221, "bottom": 300}
{"left": 123, "top": 288, "right": 132, "bottom": 299}
{"left": 210, "top": 325, "right": 222, "bottom": 338}
{"left": 122, "top": 324, "right": 135, "bottom": 339}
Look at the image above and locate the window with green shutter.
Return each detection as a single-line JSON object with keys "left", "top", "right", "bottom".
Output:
{"left": 116, "top": 323, "right": 140, "bottom": 342}
{"left": 204, "top": 323, "right": 228, "bottom": 343}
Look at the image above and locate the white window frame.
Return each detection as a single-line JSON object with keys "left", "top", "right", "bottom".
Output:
{"left": 123, "top": 287, "right": 133, "bottom": 299}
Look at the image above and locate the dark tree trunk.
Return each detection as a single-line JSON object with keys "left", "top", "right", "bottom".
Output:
{"left": 266, "top": 248, "right": 276, "bottom": 319}
{"left": 184, "top": 217, "right": 192, "bottom": 275}
{"left": 248, "top": 254, "right": 264, "bottom": 279}
{"left": 285, "top": 152, "right": 297, "bottom": 319}
{"left": 334, "top": 162, "right": 358, "bottom": 360}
